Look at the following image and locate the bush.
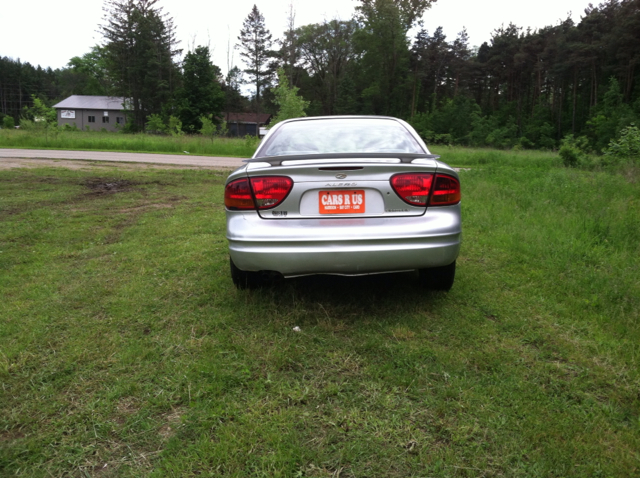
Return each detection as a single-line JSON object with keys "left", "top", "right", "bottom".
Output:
{"left": 146, "top": 114, "right": 167, "bottom": 135}
{"left": 18, "top": 119, "right": 37, "bottom": 131}
{"left": 407, "top": 112, "right": 431, "bottom": 142}
{"left": 168, "top": 116, "right": 184, "bottom": 136}
{"left": 485, "top": 117, "right": 518, "bottom": 149}
{"left": 3, "top": 116, "right": 15, "bottom": 129}
{"left": 200, "top": 116, "right": 228, "bottom": 141}
{"left": 603, "top": 124, "right": 640, "bottom": 165}
{"left": 513, "top": 136, "right": 534, "bottom": 151}
{"left": 243, "top": 135, "right": 261, "bottom": 151}
{"left": 559, "top": 134, "right": 589, "bottom": 167}
{"left": 62, "top": 123, "right": 79, "bottom": 132}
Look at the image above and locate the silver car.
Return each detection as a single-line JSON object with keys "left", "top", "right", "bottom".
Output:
{"left": 224, "top": 116, "right": 461, "bottom": 289}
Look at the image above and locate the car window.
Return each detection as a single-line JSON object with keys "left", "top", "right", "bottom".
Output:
{"left": 257, "top": 118, "right": 425, "bottom": 157}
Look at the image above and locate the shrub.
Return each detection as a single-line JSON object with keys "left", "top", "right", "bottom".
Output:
{"left": 485, "top": 118, "right": 518, "bottom": 149}
{"left": 430, "top": 133, "right": 453, "bottom": 145}
{"left": 62, "top": 123, "right": 79, "bottom": 132}
{"left": 513, "top": 136, "right": 534, "bottom": 151}
{"left": 603, "top": 124, "right": 640, "bottom": 165}
{"left": 407, "top": 112, "right": 431, "bottom": 142}
{"left": 3, "top": 116, "right": 15, "bottom": 129}
{"left": 18, "top": 119, "right": 37, "bottom": 130}
{"left": 244, "top": 135, "right": 261, "bottom": 151}
{"left": 559, "top": 134, "right": 589, "bottom": 167}
{"left": 146, "top": 114, "right": 167, "bottom": 135}
{"left": 199, "top": 115, "right": 228, "bottom": 141}
{"left": 168, "top": 116, "right": 184, "bottom": 136}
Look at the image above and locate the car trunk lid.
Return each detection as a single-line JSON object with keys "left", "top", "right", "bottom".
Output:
{"left": 245, "top": 157, "right": 439, "bottom": 219}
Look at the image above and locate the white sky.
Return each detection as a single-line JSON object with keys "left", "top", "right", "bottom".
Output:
{"left": 2, "top": 0, "right": 593, "bottom": 75}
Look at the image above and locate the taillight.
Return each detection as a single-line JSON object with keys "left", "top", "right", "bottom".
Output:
{"left": 250, "top": 176, "right": 293, "bottom": 209}
{"left": 430, "top": 174, "right": 461, "bottom": 206}
{"left": 390, "top": 172, "right": 460, "bottom": 207}
{"left": 225, "top": 178, "right": 254, "bottom": 210}
{"left": 224, "top": 176, "right": 293, "bottom": 210}
{"left": 391, "top": 173, "right": 434, "bottom": 206}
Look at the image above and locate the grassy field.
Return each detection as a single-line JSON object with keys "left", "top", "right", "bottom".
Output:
{"left": 1, "top": 150, "right": 639, "bottom": 477}
{"left": 0, "top": 129, "right": 258, "bottom": 157}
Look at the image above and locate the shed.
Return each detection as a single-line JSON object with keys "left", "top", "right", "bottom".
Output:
{"left": 224, "top": 112, "right": 272, "bottom": 137}
{"left": 53, "top": 96, "right": 127, "bottom": 132}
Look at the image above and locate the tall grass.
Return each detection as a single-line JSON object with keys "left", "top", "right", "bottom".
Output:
{"left": 431, "top": 145, "right": 562, "bottom": 168}
{"left": 0, "top": 128, "right": 258, "bottom": 157}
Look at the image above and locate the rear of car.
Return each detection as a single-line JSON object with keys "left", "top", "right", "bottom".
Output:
{"left": 224, "top": 116, "right": 461, "bottom": 289}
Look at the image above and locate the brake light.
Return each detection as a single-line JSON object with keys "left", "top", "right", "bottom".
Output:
{"left": 391, "top": 173, "right": 434, "bottom": 206}
{"left": 250, "top": 176, "right": 293, "bottom": 209}
{"left": 225, "top": 178, "right": 254, "bottom": 210}
{"left": 430, "top": 174, "right": 461, "bottom": 206}
{"left": 224, "top": 176, "right": 293, "bottom": 210}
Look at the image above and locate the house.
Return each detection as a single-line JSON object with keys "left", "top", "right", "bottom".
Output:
{"left": 224, "top": 112, "right": 272, "bottom": 137}
{"left": 53, "top": 95, "right": 127, "bottom": 132}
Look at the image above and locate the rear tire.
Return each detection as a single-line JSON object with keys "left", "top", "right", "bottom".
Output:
{"left": 230, "top": 258, "right": 262, "bottom": 289}
{"left": 419, "top": 261, "right": 456, "bottom": 291}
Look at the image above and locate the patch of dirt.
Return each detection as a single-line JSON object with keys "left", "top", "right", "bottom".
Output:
{"left": 114, "top": 397, "right": 139, "bottom": 425}
{"left": 158, "top": 409, "right": 183, "bottom": 440}
{"left": 84, "top": 178, "right": 139, "bottom": 194}
{"left": 0, "top": 429, "right": 25, "bottom": 442}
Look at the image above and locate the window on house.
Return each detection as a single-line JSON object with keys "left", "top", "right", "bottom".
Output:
{"left": 102, "top": 116, "right": 109, "bottom": 123}
{"left": 88, "top": 116, "right": 96, "bottom": 123}
{"left": 116, "top": 117, "right": 124, "bottom": 124}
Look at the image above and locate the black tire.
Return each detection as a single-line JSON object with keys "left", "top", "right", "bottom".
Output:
{"left": 419, "top": 261, "right": 456, "bottom": 291}
{"left": 230, "top": 258, "right": 262, "bottom": 289}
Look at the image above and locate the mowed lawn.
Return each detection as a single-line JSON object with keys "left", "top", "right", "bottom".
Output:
{"left": 1, "top": 152, "right": 639, "bottom": 477}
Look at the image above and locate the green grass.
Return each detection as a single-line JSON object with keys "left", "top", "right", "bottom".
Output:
{"left": 431, "top": 145, "right": 562, "bottom": 168}
{"left": 0, "top": 129, "right": 258, "bottom": 157}
{"left": 1, "top": 153, "right": 639, "bottom": 477}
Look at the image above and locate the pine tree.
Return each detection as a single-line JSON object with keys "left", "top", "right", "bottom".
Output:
{"left": 101, "top": 0, "right": 181, "bottom": 131}
{"left": 179, "top": 46, "right": 225, "bottom": 133}
{"left": 237, "top": 5, "right": 275, "bottom": 113}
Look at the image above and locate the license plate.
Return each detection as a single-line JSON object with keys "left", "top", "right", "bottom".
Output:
{"left": 319, "top": 190, "right": 365, "bottom": 214}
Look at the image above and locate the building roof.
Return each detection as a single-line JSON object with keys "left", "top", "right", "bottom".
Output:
{"left": 224, "top": 112, "right": 272, "bottom": 124}
{"left": 53, "top": 95, "right": 127, "bottom": 110}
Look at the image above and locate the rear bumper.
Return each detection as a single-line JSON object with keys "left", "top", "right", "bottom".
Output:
{"left": 226, "top": 206, "right": 461, "bottom": 277}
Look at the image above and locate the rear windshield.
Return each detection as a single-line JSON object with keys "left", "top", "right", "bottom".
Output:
{"left": 256, "top": 118, "right": 425, "bottom": 157}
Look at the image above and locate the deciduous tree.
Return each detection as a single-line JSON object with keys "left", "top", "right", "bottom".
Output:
{"left": 354, "top": 0, "right": 437, "bottom": 116}
{"left": 296, "top": 20, "right": 358, "bottom": 115}
{"left": 271, "top": 67, "right": 309, "bottom": 125}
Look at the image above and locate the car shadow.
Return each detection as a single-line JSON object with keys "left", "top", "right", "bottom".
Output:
{"left": 248, "top": 270, "right": 448, "bottom": 316}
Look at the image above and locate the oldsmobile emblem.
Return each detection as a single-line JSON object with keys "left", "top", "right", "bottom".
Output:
{"left": 335, "top": 173, "right": 347, "bottom": 179}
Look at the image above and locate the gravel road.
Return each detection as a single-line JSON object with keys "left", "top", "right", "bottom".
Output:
{"left": 0, "top": 149, "right": 245, "bottom": 170}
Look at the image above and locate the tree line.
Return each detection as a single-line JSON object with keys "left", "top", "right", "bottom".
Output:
{"left": 1, "top": 0, "right": 639, "bottom": 152}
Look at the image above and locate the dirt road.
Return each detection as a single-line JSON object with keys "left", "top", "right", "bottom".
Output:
{"left": 0, "top": 149, "right": 245, "bottom": 170}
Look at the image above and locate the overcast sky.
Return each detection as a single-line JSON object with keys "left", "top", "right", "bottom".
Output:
{"left": 2, "top": 0, "right": 593, "bottom": 75}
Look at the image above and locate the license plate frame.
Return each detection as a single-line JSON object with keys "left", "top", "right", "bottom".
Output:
{"left": 319, "top": 190, "right": 365, "bottom": 214}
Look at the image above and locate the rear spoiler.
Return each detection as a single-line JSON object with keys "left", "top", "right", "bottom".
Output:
{"left": 244, "top": 152, "right": 440, "bottom": 166}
